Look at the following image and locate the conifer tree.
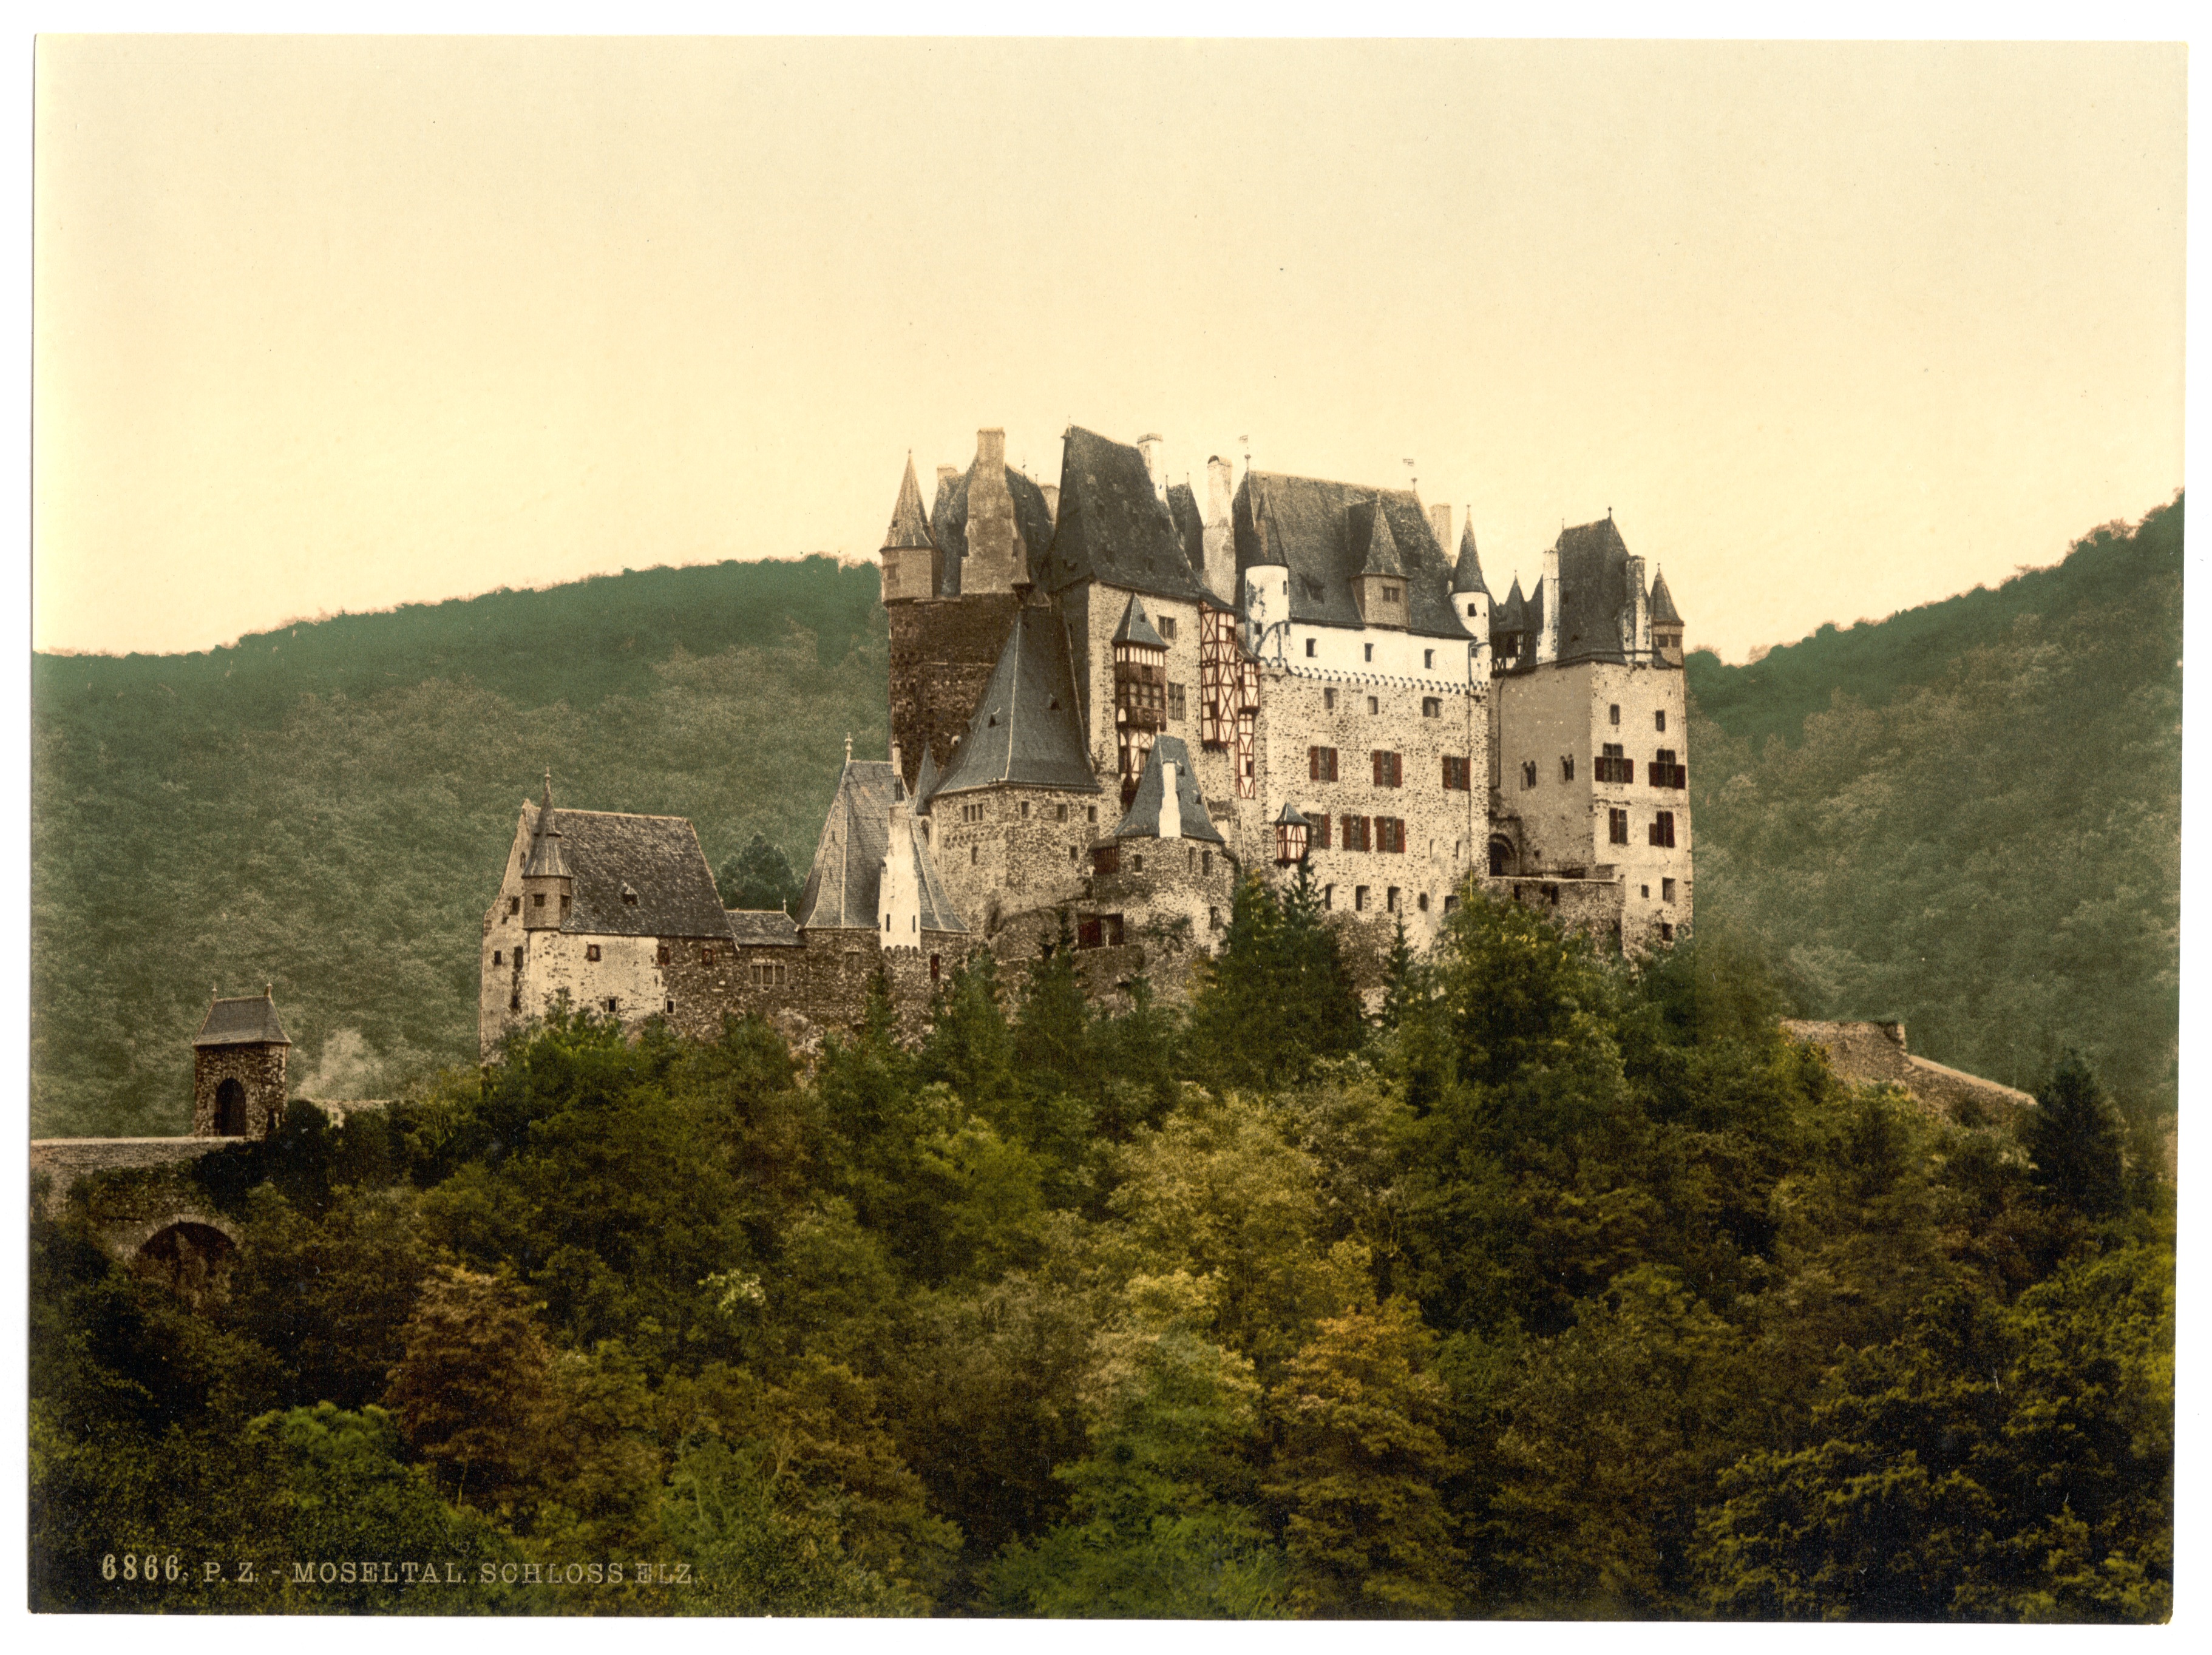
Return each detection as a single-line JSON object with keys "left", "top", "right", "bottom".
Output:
{"left": 2025, "top": 1049, "right": 2128, "bottom": 1219}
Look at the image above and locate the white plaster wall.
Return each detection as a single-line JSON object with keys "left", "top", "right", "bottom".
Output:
{"left": 518, "top": 932, "right": 668, "bottom": 1029}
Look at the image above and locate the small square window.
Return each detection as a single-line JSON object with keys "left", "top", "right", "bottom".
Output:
{"left": 1366, "top": 696, "right": 1379, "bottom": 716}
{"left": 1609, "top": 704, "right": 1621, "bottom": 726}
{"left": 1306, "top": 637, "right": 1317, "bottom": 657}
{"left": 1210, "top": 905, "right": 1223, "bottom": 930}
{"left": 1656, "top": 709, "right": 1667, "bottom": 732}
{"left": 1133, "top": 853, "right": 1144, "bottom": 873}
{"left": 1324, "top": 688, "right": 1337, "bottom": 711}
{"left": 1056, "top": 803, "right": 1069, "bottom": 822}
{"left": 1355, "top": 885, "right": 1370, "bottom": 912}
{"left": 1641, "top": 884, "right": 1650, "bottom": 898}
{"left": 508, "top": 896, "right": 521, "bottom": 915}
{"left": 1610, "top": 808, "right": 1629, "bottom": 845}
{"left": 1663, "top": 877, "right": 1676, "bottom": 902}
{"left": 605, "top": 997, "right": 619, "bottom": 1013}
{"left": 1423, "top": 649, "right": 1434, "bottom": 669}
{"left": 492, "top": 949, "right": 503, "bottom": 965}
{"left": 533, "top": 892, "right": 546, "bottom": 907}
{"left": 1088, "top": 805, "right": 1098, "bottom": 822}
{"left": 665, "top": 998, "right": 675, "bottom": 1014}
{"left": 1522, "top": 760, "right": 1538, "bottom": 790}
{"left": 1422, "top": 697, "right": 1440, "bottom": 718}
{"left": 1364, "top": 643, "right": 1374, "bottom": 662}
{"left": 1660, "top": 922, "right": 1674, "bottom": 943}
{"left": 1020, "top": 800, "right": 1032, "bottom": 819}
{"left": 1386, "top": 887, "right": 1400, "bottom": 913}
{"left": 1323, "top": 884, "right": 1335, "bottom": 909}
{"left": 1161, "top": 617, "right": 1178, "bottom": 641}
{"left": 1417, "top": 892, "right": 1430, "bottom": 911}
{"left": 585, "top": 944, "right": 602, "bottom": 962}
{"left": 1561, "top": 756, "right": 1575, "bottom": 782}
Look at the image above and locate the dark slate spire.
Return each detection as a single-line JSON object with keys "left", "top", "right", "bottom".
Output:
{"left": 883, "top": 453, "right": 935, "bottom": 550}
{"left": 1111, "top": 592, "right": 1167, "bottom": 650}
{"left": 1649, "top": 566, "right": 1683, "bottom": 626}
{"left": 1495, "top": 576, "right": 1526, "bottom": 632}
{"left": 1451, "top": 513, "right": 1489, "bottom": 595}
{"left": 1355, "top": 498, "right": 1405, "bottom": 577}
{"left": 524, "top": 771, "right": 570, "bottom": 879}
{"left": 913, "top": 743, "right": 944, "bottom": 812}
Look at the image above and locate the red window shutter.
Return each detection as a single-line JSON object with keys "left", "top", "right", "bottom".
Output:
{"left": 1371, "top": 751, "right": 1383, "bottom": 785}
{"left": 1309, "top": 746, "right": 1320, "bottom": 780}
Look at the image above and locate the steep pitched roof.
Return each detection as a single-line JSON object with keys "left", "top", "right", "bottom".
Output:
{"left": 1553, "top": 517, "right": 1634, "bottom": 666}
{"left": 1166, "top": 481, "right": 1206, "bottom": 577}
{"left": 932, "top": 607, "right": 1102, "bottom": 796}
{"left": 1649, "top": 567, "right": 1683, "bottom": 626}
{"left": 795, "top": 761, "right": 897, "bottom": 929}
{"left": 1111, "top": 593, "right": 1167, "bottom": 649}
{"left": 912, "top": 744, "right": 944, "bottom": 813}
{"left": 1113, "top": 736, "right": 1225, "bottom": 844}
{"left": 1452, "top": 516, "right": 1490, "bottom": 596}
{"left": 928, "top": 462, "right": 1056, "bottom": 594}
{"left": 883, "top": 454, "right": 935, "bottom": 550}
{"left": 523, "top": 776, "right": 571, "bottom": 878}
{"left": 793, "top": 760, "right": 969, "bottom": 934}
{"left": 1495, "top": 575, "right": 1526, "bottom": 632}
{"left": 1231, "top": 470, "right": 1461, "bottom": 637}
{"left": 728, "top": 910, "right": 802, "bottom": 947}
{"left": 522, "top": 800, "right": 731, "bottom": 938}
{"left": 1042, "top": 426, "right": 1210, "bottom": 602}
{"left": 1350, "top": 497, "right": 1405, "bottom": 577}
{"left": 194, "top": 993, "right": 291, "bottom": 1047}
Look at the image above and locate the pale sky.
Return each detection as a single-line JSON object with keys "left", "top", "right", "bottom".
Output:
{"left": 32, "top": 37, "right": 2185, "bottom": 663}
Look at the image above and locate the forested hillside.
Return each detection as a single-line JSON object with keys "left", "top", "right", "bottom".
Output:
{"left": 1685, "top": 498, "right": 2182, "bottom": 1118}
{"left": 32, "top": 893, "right": 2173, "bottom": 1617}
{"left": 32, "top": 558, "right": 887, "bottom": 1137}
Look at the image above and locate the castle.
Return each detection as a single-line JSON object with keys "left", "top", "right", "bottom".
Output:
{"left": 478, "top": 424, "right": 1694, "bottom": 1052}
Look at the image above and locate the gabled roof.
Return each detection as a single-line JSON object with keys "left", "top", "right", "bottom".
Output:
{"left": 521, "top": 800, "right": 731, "bottom": 938}
{"left": 1111, "top": 593, "right": 1167, "bottom": 649}
{"left": 1042, "top": 427, "right": 1211, "bottom": 603}
{"left": 793, "top": 760, "right": 968, "bottom": 933}
{"left": 1231, "top": 470, "right": 1461, "bottom": 637}
{"left": 795, "top": 760, "right": 897, "bottom": 929}
{"left": 1649, "top": 567, "right": 1683, "bottom": 626}
{"left": 728, "top": 910, "right": 802, "bottom": 947}
{"left": 1452, "top": 516, "right": 1489, "bottom": 596}
{"left": 194, "top": 993, "right": 291, "bottom": 1047}
{"left": 933, "top": 607, "right": 1102, "bottom": 796}
{"left": 883, "top": 454, "right": 935, "bottom": 550}
{"left": 1552, "top": 517, "right": 1634, "bottom": 666}
{"left": 929, "top": 461, "right": 1056, "bottom": 594}
{"left": 1113, "top": 735, "right": 1224, "bottom": 844}
{"left": 1166, "top": 481, "right": 1206, "bottom": 578}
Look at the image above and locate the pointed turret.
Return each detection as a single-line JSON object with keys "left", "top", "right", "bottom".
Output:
{"left": 1111, "top": 593, "right": 1168, "bottom": 651}
{"left": 879, "top": 453, "right": 942, "bottom": 604}
{"left": 1649, "top": 567, "right": 1685, "bottom": 666}
{"left": 1451, "top": 515, "right": 1488, "bottom": 595}
{"left": 522, "top": 771, "right": 574, "bottom": 928}
{"left": 1350, "top": 497, "right": 1408, "bottom": 628}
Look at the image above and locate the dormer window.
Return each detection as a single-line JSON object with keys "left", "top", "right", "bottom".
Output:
{"left": 1382, "top": 585, "right": 1400, "bottom": 604}
{"left": 620, "top": 884, "right": 639, "bottom": 907}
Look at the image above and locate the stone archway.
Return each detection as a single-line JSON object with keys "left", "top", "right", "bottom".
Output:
{"left": 1488, "top": 835, "right": 1517, "bottom": 877}
{"left": 129, "top": 1220, "right": 237, "bottom": 1310}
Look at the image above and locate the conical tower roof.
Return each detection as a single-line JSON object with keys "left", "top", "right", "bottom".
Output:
{"left": 1494, "top": 576, "right": 1526, "bottom": 632}
{"left": 883, "top": 453, "right": 935, "bottom": 550}
{"left": 524, "top": 773, "right": 571, "bottom": 878}
{"left": 1451, "top": 513, "right": 1488, "bottom": 595}
{"left": 1649, "top": 566, "right": 1683, "bottom": 626}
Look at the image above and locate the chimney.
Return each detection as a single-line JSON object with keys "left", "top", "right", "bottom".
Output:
{"left": 1429, "top": 503, "right": 1451, "bottom": 548}
{"left": 963, "top": 428, "right": 1023, "bottom": 593}
{"left": 1136, "top": 433, "right": 1169, "bottom": 506}
{"left": 1042, "top": 483, "right": 1059, "bottom": 524}
{"left": 1625, "top": 554, "right": 1650, "bottom": 658}
{"left": 936, "top": 464, "right": 958, "bottom": 492}
{"left": 1538, "top": 542, "right": 1562, "bottom": 665}
{"left": 1203, "top": 455, "right": 1236, "bottom": 601}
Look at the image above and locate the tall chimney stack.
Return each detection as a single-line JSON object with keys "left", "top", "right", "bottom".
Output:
{"left": 1136, "top": 433, "right": 1169, "bottom": 506}
{"left": 1428, "top": 503, "right": 1452, "bottom": 548}
{"left": 963, "top": 428, "right": 1024, "bottom": 593}
{"left": 1203, "top": 455, "right": 1237, "bottom": 602}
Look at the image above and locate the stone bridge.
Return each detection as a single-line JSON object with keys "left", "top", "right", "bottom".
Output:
{"left": 30, "top": 1136, "right": 242, "bottom": 1307}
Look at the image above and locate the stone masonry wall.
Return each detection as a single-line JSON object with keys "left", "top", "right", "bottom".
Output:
{"left": 890, "top": 591, "right": 1025, "bottom": 787}
{"left": 192, "top": 1043, "right": 288, "bottom": 1138}
{"left": 1782, "top": 1019, "right": 2035, "bottom": 1127}
{"left": 930, "top": 785, "right": 1104, "bottom": 941}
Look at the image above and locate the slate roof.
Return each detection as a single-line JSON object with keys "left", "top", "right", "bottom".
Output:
{"left": 1166, "top": 481, "right": 1206, "bottom": 581}
{"left": 1349, "top": 497, "right": 1405, "bottom": 577}
{"left": 727, "top": 910, "right": 801, "bottom": 947}
{"left": 516, "top": 802, "right": 730, "bottom": 938}
{"left": 194, "top": 993, "right": 291, "bottom": 1047}
{"left": 1231, "top": 470, "right": 1461, "bottom": 637}
{"left": 1452, "top": 517, "right": 1490, "bottom": 595}
{"left": 1042, "top": 427, "right": 1212, "bottom": 603}
{"left": 523, "top": 791, "right": 571, "bottom": 879}
{"left": 932, "top": 606, "right": 1102, "bottom": 797}
{"left": 1113, "top": 736, "right": 1225, "bottom": 844}
{"left": 883, "top": 454, "right": 935, "bottom": 550}
{"left": 1111, "top": 593, "right": 1167, "bottom": 649}
{"left": 929, "top": 461, "right": 1057, "bottom": 594}
{"left": 796, "top": 761, "right": 898, "bottom": 930}
{"left": 912, "top": 744, "right": 944, "bottom": 813}
{"left": 1494, "top": 577, "right": 1525, "bottom": 631}
{"left": 1552, "top": 518, "right": 1634, "bottom": 666}
{"left": 793, "top": 762, "right": 966, "bottom": 933}
{"left": 1649, "top": 567, "right": 1683, "bottom": 626}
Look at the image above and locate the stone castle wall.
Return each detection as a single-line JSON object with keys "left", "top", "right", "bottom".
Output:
{"left": 889, "top": 591, "right": 1025, "bottom": 785}
{"left": 1782, "top": 1018, "right": 2035, "bottom": 1126}
{"left": 192, "top": 1043, "right": 288, "bottom": 1138}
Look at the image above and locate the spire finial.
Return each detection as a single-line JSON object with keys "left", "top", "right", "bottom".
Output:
{"left": 541, "top": 768, "right": 553, "bottom": 808}
{"left": 844, "top": 733, "right": 853, "bottom": 764}
{"left": 265, "top": 982, "right": 273, "bottom": 1000}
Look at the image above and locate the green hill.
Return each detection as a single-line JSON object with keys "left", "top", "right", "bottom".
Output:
{"left": 1686, "top": 497, "right": 2182, "bottom": 1117}
{"left": 31, "top": 557, "right": 888, "bottom": 1137}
